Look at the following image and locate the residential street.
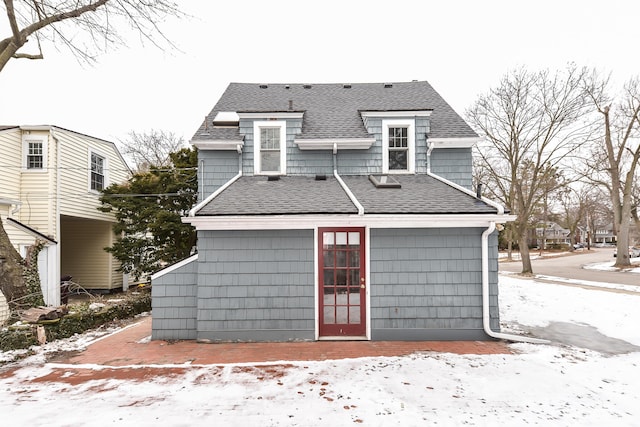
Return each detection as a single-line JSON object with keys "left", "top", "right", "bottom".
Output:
{"left": 499, "top": 247, "right": 640, "bottom": 288}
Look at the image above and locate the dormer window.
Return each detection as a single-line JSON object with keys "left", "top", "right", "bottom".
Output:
{"left": 382, "top": 119, "right": 415, "bottom": 174}
{"left": 254, "top": 120, "right": 286, "bottom": 175}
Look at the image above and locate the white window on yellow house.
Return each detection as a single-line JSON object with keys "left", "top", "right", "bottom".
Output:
{"left": 22, "top": 138, "right": 47, "bottom": 171}
{"left": 90, "top": 152, "right": 106, "bottom": 191}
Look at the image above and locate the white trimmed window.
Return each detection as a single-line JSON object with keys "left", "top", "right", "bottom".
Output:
{"left": 382, "top": 119, "right": 415, "bottom": 174}
{"left": 254, "top": 120, "right": 286, "bottom": 174}
{"left": 22, "top": 138, "right": 47, "bottom": 171}
{"left": 89, "top": 150, "right": 107, "bottom": 192}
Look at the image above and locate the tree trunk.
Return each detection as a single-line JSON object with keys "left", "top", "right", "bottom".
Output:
{"left": 519, "top": 232, "right": 533, "bottom": 275}
{"left": 0, "top": 221, "right": 27, "bottom": 310}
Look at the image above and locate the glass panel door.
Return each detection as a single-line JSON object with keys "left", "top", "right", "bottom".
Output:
{"left": 319, "top": 228, "right": 366, "bottom": 337}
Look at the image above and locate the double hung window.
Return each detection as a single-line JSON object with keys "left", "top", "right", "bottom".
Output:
{"left": 254, "top": 121, "right": 286, "bottom": 174}
{"left": 90, "top": 152, "right": 106, "bottom": 191}
{"left": 22, "top": 138, "right": 47, "bottom": 171}
{"left": 382, "top": 119, "right": 415, "bottom": 174}
{"left": 27, "top": 141, "right": 44, "bottom": 169}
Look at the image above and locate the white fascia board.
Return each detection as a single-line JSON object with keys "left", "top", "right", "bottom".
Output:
{"left": 20, "top": 125, "right": 53, "bottom": 131}
{"left": 237, "top": 112, "right": 304, "bottom": 119}
{"left": 191, "top": 139, "right": 245, "bottom": 150}
{"left": 150, "top": 254, "right": 198, "bottom": 281}
{"left": 428, "top": 137, "right": 482, "bottom": 148}
{"left": 183, "top": 213, "right": 516, "bottom": 231}
{"left": 294, "top": 138, "right": 376, "bottom": 150}
{"left": 360, "top": 111, "right": 432, "bottom": 118}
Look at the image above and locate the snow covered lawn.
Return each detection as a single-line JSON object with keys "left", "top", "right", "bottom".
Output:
{"left": 1, "top": 275, "right": 639, "bottom": 426}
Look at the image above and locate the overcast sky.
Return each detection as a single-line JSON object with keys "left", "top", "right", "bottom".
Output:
{"left": 0, "top": 0, "right": 638, "bottom": 147}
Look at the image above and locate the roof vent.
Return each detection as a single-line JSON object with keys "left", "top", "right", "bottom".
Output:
{"left": 259, "top": 84, "right": 268, "bottom": 89}
{"left": 285, "top": 84, "right": 290, "bottom": 89}
{"left": 315, "top": 174, "right": 327, "bottom": 181}
{"left": 267, "top": 175, "right": 280, "bottom": 181}
{"left": 384, "top": 83, "right": 393, "bottom": 88}
{"left": 343, "top": 84, "right": 352, "bottom": 89}
{"left": 369, "top": 175, "right": 401, "bottom": 188}
{"left": 303, "top": 84, "right": 312, "bottom": 89}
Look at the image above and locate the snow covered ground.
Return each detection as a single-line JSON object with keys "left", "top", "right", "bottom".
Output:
{"left": 1, "top": 273, "right": 639, "bottom": 426}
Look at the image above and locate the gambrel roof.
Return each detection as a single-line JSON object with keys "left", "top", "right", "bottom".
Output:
{"left": 192, "top": 81, "right": 477, "bottom": 142}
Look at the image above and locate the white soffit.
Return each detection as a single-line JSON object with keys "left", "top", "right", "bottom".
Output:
{"left": 428, "top": 137, "right": 482, "bottom": 148}
{"left": 294, "top": 138, "right": 375, "bottom": 150}
{"left": 184, "top": 214, "right": 516, "bottom": 230}
{"left": 191, "top": 140, "right": 244, "bottom": 150}
{"left": 360, "top": 110, "right": 433, "bottom": 118}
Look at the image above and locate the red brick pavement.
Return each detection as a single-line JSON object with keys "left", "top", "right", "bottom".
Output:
{"left": 60, "top": 316, "right": 511, "bottom": 367}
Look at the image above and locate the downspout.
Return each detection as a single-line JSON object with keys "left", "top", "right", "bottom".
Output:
{"left": 189, "top": 144, "right": 243, "bottom": 217}
{"left": 199, "top": 159, "right": 205, "bottom": 201}
{"left": 482, "top": 222, "right": 548, "bottom": 344}
{"left": 332, "top": 143, "right": 364, "bottom": 216}
{"left": 50, "top": 129, "right": 62, "bottom": 306}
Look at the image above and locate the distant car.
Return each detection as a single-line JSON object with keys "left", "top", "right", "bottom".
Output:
{"left": 573, "top": 243, "right": 584, "bottom": 249}
{"left": 613, "top": 246, "right": 640, "bottom": 258}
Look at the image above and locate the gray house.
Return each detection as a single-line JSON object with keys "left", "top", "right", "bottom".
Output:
{"left": 151, "top": 81, "right": 513, "bottom": 342}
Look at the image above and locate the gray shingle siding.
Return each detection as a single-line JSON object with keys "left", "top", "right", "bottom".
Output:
{"left": 195, "top": 230, "right": 315, "bottom": 341}
{"left": 198, "top": 150, "right": 240, "bottom": 199}
{"left": 151, "top": 257, "right": 198, "bottom": 340}
{"left": 369, "top": 228, "right": 499, "bottom": 340}
{"left": 430, "top": 148, "right": 473, "bottom": 189}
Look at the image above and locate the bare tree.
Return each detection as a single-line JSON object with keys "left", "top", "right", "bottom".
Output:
{"left": 584, "top": 73, "right": 640, "bottom": 267}
{"left": 467, "top": 65, "right": 594, "bottom": 274}
{"left": 119, "top": 129, "right": 186, "bottom": 172}
{"left": 0, "top": 219, "right": 25, "bottom": 309}
{"left": 0, "top": 0, "right": 182, "bottom": 73}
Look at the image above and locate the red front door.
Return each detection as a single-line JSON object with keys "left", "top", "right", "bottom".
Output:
{"left": 318, "top": 227, "right": 366, "bottom": 337}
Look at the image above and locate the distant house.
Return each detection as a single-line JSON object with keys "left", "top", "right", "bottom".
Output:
{"left": 594, "top": 223, "right": 616, "bottom": 245}
{"left": 0, "top": 125, "right": 131, "bottom": 305}
{"left": 531, "top": 221, "right": 571, "bottom": 247}
{"left": 151, "top": 81, "right": 513, "bottom": 342}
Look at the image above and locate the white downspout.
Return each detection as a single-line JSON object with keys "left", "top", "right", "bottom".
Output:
{"left": 332, "top": 143, "right": 364, "bottom": 216}
{"left": 482, "top": 222, "right": 548, "bottom": 343}
{"left": 50, "top": 130, "right": 62, "bottom": 306}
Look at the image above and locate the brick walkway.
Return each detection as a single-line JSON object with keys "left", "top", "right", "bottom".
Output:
{"left": 59, "top": 316, "right": 511, "bottom": 366}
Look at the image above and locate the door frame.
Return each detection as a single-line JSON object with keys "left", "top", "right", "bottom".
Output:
{"left": 315, "top": 226, "right": 370, "bottom": 340}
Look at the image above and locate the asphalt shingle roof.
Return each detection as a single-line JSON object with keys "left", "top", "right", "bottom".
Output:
{"left": 196, "top": 175, "right": 497, "bottom": 216}
{"left": 193, "top": 81, "right": 477, "bottom": 141}
{"left": 342, "top": 175, "right": 497, "bottom": 214}
{"left": 196, "top": 176, "right": 359, "bottom": 216}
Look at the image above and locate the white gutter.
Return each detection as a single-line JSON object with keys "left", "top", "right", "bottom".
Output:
{"left": 482, "top": 222, "right": 548, "bottom": 344}
{"left": 189, "top": 144, "right": 243, "bottom": 217}
{"left": 332, "top": 143, "right": 364, "bottom": 216}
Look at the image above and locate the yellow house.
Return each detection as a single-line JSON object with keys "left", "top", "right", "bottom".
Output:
{"left": 0, "top": 125, "right": 131, "bottom": 305}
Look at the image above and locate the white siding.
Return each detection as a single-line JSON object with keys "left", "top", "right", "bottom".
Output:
{"left": 56, "top": 129, "right": 130, "bottom": 220}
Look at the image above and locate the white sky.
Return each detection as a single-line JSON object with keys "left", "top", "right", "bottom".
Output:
{"left": 1, "top": 0, "right": 638, "bottom": 146}
{"left": 1, "top": 267, "right": 639, "bottom": 425}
